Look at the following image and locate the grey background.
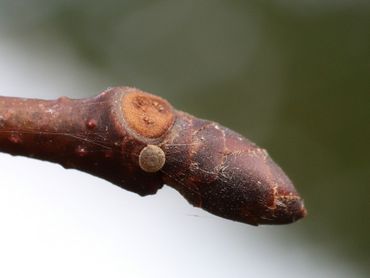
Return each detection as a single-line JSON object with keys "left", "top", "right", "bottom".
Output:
{"left": 0, "top": 1, "right": 369, "bottom": 277}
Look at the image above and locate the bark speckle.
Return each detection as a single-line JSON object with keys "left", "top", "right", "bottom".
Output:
{"left": 86, "top": 119, "right": 97, "bottom": 130}
{"left": 75, "top": 145, "right": 88, "bottom": 157}
{"left": 8, "top": 133, "right": 22, "bottom": 144}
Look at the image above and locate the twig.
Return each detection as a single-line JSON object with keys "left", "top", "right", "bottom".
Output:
{"left": 0, "top": 87, "right": 306, "bottom": 225}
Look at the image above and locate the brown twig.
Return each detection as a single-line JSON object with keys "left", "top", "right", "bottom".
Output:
{"left": 0, "top": 87, "right": 306, "bottom": 225}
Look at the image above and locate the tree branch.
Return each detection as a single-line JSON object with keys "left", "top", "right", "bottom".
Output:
{"left": 0, "top": 87, "right": 306, "bottom": 225}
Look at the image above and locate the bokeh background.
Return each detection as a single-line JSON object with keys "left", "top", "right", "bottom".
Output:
{"left": 0, "top": 1, "right": 369, "bottom": 277}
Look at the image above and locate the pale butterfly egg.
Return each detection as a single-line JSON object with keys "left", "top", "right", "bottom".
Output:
{"left": 139, "top": 144, "right": 166, "bottom": 173}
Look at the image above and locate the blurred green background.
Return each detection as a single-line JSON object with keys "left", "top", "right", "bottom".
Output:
{"left": 1, "top": 0, "right": 369, "bottom": 275}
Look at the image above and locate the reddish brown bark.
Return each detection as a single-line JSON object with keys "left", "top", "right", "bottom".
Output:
{"left": 0, "top": 87, "right": 306, "bottom": 226}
